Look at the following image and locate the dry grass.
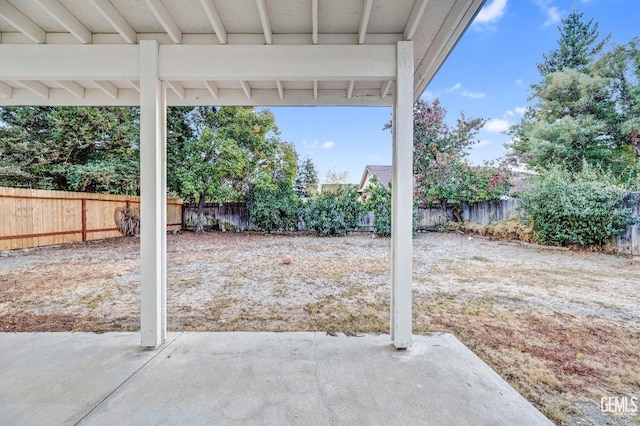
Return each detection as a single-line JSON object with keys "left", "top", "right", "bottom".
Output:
{"left": 1, "top": 231, "right": 639, "bottom": 425}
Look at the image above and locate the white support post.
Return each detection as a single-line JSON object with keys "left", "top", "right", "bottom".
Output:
{"left": 139, "top": 39, "right": 166, "bottom": 348}
{"left": 391, "top": 40, "right": 414, "bottom": 349}
{"left": 160, "top": 82, "right": 168, "bottom": 342}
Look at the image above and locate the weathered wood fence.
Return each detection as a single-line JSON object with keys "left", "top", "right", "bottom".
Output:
{"left": 183, "top": 198, "right": 640, "bottom": 255}
{"left": 0, "top": 187, "right": 182, "bottom": 250}
{"left": 183, "top": 202, "right": 256, "bottom": 232}
{"left": 462, "top": 198, "right": 522, "bottom": 225}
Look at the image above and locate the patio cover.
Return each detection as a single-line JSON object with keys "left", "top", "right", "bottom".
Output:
{"left": 0, "top": 0, "right": 486, "bottom": 349}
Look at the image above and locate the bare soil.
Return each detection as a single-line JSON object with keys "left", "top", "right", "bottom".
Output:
{"left": 1, "top": 232, "right": 639, "bottom": 425}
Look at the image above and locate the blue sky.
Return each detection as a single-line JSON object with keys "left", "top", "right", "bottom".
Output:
{"left": 267, "top": 0, "right": 638, "bottom": 184}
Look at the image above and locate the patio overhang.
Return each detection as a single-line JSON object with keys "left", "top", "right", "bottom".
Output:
{"left": 0, "top": 0, "right": 486, "bottom": 349}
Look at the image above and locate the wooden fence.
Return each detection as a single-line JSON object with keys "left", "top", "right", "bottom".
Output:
{"left": 183, "top": 202, "right": 256, "bottom": 232}
{"left": 462, "top": 198, "right": 522, "bottom": 225}
{"left": 0, "top": 187, "right": 182, "bottom": 250}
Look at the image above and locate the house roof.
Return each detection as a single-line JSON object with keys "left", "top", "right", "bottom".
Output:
{"left": 0, "top": 0, "right": 486, "bottom": 107}
{"left": 360, "top": 165, "right": 393, "bottom": 190}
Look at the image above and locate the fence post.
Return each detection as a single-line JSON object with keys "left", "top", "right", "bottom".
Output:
{"left": 81, "top": 198, "right": 87, "bottom": 243}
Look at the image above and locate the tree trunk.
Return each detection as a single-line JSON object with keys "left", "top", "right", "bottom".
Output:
{"left": 195, "top": 193, "right": 206, "bottom": 233}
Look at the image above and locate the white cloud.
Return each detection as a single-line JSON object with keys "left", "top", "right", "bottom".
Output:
{"left": 515, "top": 79, "right": 523, "bottom": 86}
{"left": 474, "top": 0, "right": 507, "bottom": 24}
{"left": 461, "top": 90, "right": 486, "bottom": 99}
{"left": 484, "top": 118, "right": 510, "bottom": 133}
{"left": 515, "top": 106, "right": 527, "bottom": 115}
{"left": 303, "top": 140, "right": 318, "bottom": 149}
{"left": 448, "top": 83, "right": 462, "bottom": 92}
{"left": 543, "top": 6, "right": 561, "bottom": 26}
{"left": 533, "top": 1, "right": 563, "bottom": 27}
{"left": 322, "top": 141, "right": 335, "bottom": 149}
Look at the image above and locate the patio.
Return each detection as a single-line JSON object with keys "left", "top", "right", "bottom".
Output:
{"left": 0, "top": 332, "right": 551, "bottom": 425}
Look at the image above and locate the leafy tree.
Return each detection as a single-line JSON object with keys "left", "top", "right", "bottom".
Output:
{"left": 0, "top": 106, "right": 139, "bottom": 194}
{"left": 302, "top": 185, "right": 363, "bottom": 236}
{"left": 248, "top": 174, "right": 299, "bottom": 232}
{"left": 385, "top": 99, "right": 505, "bottom": 216}
{"left": 167, "top": 106, "right": 297, "bottom": 232}
{"left": 520, "top": 163, "right": 636, "bottom": 246}
{"left": 537, "top": 7, "right": 610, "bottom": 77}
{"left": 294, "top": 156, "right": 319, "bottom": 199}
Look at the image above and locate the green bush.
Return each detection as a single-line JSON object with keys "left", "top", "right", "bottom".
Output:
{"left": 248, "top": 176, "right": 299, "bottom": 232}
{"left": 303, "top": 186, "right": 364, "bottom": 236}
{"left": 520, "top": 165, "right": 636, "bottom": 246}
{"left": 364, "top": 178, "right": 392, "bottom": 237}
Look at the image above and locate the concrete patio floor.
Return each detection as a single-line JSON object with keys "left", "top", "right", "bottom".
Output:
{"left": 0, "top": 332, "right": 551, "bottom": 425}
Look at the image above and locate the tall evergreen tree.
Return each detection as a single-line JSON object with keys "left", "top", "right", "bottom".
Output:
{"left": 0, "top": 106, "right": 139, "bottom": 194}
{"left": 294, "top": 156, "right": 319, "bottom": 198}
{"left": 537, "top": 7, "right": 610, "bottom": 77}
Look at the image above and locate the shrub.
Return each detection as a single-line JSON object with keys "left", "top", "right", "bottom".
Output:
{"left": 303, "top": 186, "right": 364, "bottom": 236}
{"left": 519, "top": 165, "right": 636, "bottom": 246}
{"left": 364, "top": 178, "right": 392, "bottom": 237}
{"left": 248, "top": 176, "right": 299, "bottom": 232}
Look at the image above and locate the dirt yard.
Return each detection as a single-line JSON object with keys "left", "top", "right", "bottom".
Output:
{"left": 1, "top": 232, "right": 639, "bottom": 425}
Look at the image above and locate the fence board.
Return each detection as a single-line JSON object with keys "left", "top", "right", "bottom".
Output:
{"left": 0, "top": 186, "right": 182, "bottom": 250}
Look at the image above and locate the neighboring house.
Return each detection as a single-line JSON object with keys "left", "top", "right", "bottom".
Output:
{"left": 358, "top": 165, "right": 393, "bottom": 203}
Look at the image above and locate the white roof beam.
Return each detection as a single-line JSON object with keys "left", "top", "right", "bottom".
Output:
{"left": 0, "top": 45, "right": 139, "bottom": 80}
{"left": 94, "top": 80, "right": 118, "bottom": 99}
{"left": 313, "top": 80, "right": 318, "bottom": 99}
{"left": 0, "top": 0, "right": 46, "bottom": 43}
{"left": 404, "top": 0, "right": 429, "bottom": 41}
{"left": 145, "top": 0, "right": 182, "bottom": 44}
{"left": 166, "top": 81, "right": 185, "bottom": 99}
{"left": 0, "top": 44, "right": 395, "bottom": 81}
{"left": 159, "top": 45, "right": 396, "bottom": 81}
{"left": 358, "top": 0, "right": 373, "bottom": 45}
{"left": 276, "top": 80, "right": 284, "bottom": 100}
{"left": 0, "top": 81, "right": 13, "bottom": 98}
{"left": 256, "top": 0, "right": 272, "bottom": 45}
{"left": 380, "top": 80, "right": 392, "bottom": 99}
{"left": 200, "top": 0, "right": 227, "bottom": 45}
{"left": 16, "top": 80, "right": 49, "bottom": 99}
{"left": 89, "top": 0, "right": 136, "bottom": 44}
{"left": 57, "top": 80, "right": 84, "bottom": 98}
{"left": 204, "top": 80, "right": 219, "bottom": 99}
{"left": 311, "top": 0, "right": 318, "bottom": 44}
{"left": 240, "top": 80, "right": 252, "bottom": 99}
{"left": 34, "top": 0, "right": 92, "bottom": 44}
{"left": 347, "top": 80, "right": 355, "bottom": 99}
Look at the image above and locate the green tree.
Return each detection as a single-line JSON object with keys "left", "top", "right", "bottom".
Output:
{"left": 0, "top": 106, "right": 139, "bottom": 194}
{"left": 168, "top": 106, "right": 297, "bottom": 232}
{"left": 509, "top": 69, "right": 620, "bottom": 173}
{"left": 294, "top": 156, "right": 319, "bottom": 199}
{"left": 537, "top": 7, "right": 610, "bottom": 77}
{"left": 510, "top": 10, "right": 640, "bottom": 183}
{"left": 385, "top": 99, "right": 505, "bottom": 216}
